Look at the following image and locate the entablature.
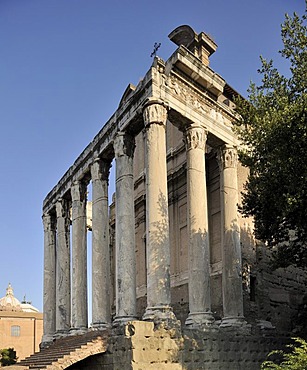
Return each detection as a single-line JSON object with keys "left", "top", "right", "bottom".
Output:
{"left": 43, "top": 37, "right": 241, "bottom": 214}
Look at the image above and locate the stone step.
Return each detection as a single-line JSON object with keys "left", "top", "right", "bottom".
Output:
{"left": 18, "top": 330, "right": 109, "bottom": 369}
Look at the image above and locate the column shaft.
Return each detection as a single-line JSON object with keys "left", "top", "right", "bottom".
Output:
{"left": 71, "top": 181, "right": 88, "bottom": 331}
{"left": 219, "top": 145, "right": 246, "bottom": 329}
{"left": 42, "top": 213, "right": 56, "bottom": 345}
{"left": 143, "top": 101, "right": 175, "bottom": 322}
{"left": 114, "top": 132, "right": 137, "bottom": 322}
{"left": 184, "top": 125, "right": 215, "bottom": 328}
{"left": 91, "top": 159, "right": 111, "bottom": 327}
{"left": 55, "top": 199, "right": 71, "bottom": 334}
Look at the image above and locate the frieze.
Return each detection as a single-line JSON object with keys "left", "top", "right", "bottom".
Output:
{"left": 161, "top": 71, "right": 235, "bottom": 127}
{"left": 162, "top": 73, "right": 211, "bottom": 116}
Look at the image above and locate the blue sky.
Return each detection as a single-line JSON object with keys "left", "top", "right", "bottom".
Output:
{"left": 0, "top": 0, "right": 305, "bottom": 313}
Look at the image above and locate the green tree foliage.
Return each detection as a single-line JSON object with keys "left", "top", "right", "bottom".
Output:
{"left": 234, "top": 4, "right": 307, "bottom": 267}
{"left": 0, "top": 348, "right": 17, "bottom": 366}
{"left": 261, "top": 338, "right": 307, "bottom": 369}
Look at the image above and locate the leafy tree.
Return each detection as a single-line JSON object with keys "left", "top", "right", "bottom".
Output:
{"left": 0, "top": 348, "right": 17, "bottom": 366}
{"left": 261, "top": 338, "right": 307, "bottom": 369}
{"left": 234, "top": 4, "right": 307, "bottom": 268}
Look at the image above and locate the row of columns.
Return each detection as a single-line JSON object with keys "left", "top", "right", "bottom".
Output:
{"left": 42, "top": 100, "right": 245, "bottom": 345}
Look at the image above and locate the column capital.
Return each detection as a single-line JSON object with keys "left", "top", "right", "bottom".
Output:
{"left": 218, "top": 145, "right": 238, "bottom": 170}
{"left": 184, "top": 124, "right": 207, "bottom": 151}
{"left": 71, "top": 180, "right": 87, "bottom": 202}
{"left": 143, "top": 101, "right": 168, "bottom": 128}
{"left": 113, "top": 132, "right": 135, "bottom": 159}
{"left": 42, "top": 212, "right": 56, "bottom": 232}
{"left": 55, "top": 198, "right": 69, "bottom": 218}
{"left": 91, "top": 158, "right": 111, "bottom": 182}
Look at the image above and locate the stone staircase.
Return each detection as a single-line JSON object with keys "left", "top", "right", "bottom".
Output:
{"left": 16, "top": 329, "right": 109, "bottom": 369}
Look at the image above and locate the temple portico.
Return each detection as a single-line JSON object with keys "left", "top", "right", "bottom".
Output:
{"left": 41, "top": 25, "right": 248, "bottom": 347}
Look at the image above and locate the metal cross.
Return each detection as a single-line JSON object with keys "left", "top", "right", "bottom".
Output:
{"left": 150, "top": 42, "right": 161, "bottom": 58}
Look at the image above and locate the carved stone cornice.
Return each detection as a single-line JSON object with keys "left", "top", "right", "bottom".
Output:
{"left": 113, "top": 132, "right": 135, "bottom": 159}
{"left": 91, "top": 158, "right": 111, "bottom": 182}
{"left": 184, "top": 125, "right": 207, "bottom": 151}
{"left": 143, "top": 102, "right": 167, "bottom": 128}
{"left": 218, "top": 145, "right": 238, "bottom": 170}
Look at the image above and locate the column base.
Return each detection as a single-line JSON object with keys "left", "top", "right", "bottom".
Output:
{"left": 53, "top": 329, "right": 70, "bottom": 340}
{"left": 40, "top": 334, "right": 55, "bottom": 349}
{"left": 69, "top": 326, "right": 88, "bottom": 336}
{"left": 185, "top": 312, "right": 217, "bottom": 331}
{"left": 143, "top": 305, "right": 177, "bottom": 322}
{"left": 91, "top": 321, "right": 111, "bottom": 330}
{"left": 220, "top": 316, "right": 251, "bottom": 334}
{"left": 113, "top": 315, "right": 138, "bottom": 327}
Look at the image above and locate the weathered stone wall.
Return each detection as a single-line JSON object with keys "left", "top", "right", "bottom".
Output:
{"left": 67, "top": 321, "right": 289, "bottom": 370}
{"left": 253, "top": 247, "right": 307, "bottom": 335}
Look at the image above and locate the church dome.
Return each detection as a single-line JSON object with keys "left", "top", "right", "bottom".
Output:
{"left": 0, "top": 283, "right": 22, "bottom": 312}
{"left": 21, "top": 298, "right": 39, "bottom": 313}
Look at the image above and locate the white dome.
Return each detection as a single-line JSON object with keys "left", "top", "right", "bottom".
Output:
{"left": 0, "top": 283, "right": 22, "bottom": 312}
{"left": 21, "top": 302, "right": 39, "bottom": 313}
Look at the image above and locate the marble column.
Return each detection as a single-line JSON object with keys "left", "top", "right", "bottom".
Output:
{"left": 55, "top": 199, "right": 71, "bottom": 335}
{"left": 71, "top": 180, "right": 88, "bottom": 332}
{"left": 41, "top": 212, "right": 56, "bottom": 345}
{"left": 184, "top": 124, "right": 215, "bottom": 329}
{"left": 142, "top": 101, "right": 175, "bottom": 322}
{"left": 91, "top": 158, "right": 111, "bottom": 327}
{"left": 113, "top": 132, "right": 137, "bottom": 323}
{"left": 219, "top": 145, "right": 246, "bottom": 329}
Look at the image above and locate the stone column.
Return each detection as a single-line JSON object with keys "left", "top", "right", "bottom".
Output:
{"left": 113, "top": 132, "right": 137, "bottom": 323}
{"left": 41, "top": 212, "right": 56, "bottom": 345}
{"left": 184, "top": 124, "right": 215, "bottom": 329}
{"left": 71, "top": 180, "right": 88, "bottom": 332}
{"left": 91, "top": 158, "right": 111, "bottom": 327}
{"left": 142, "top": 100, "right": 175, "bottom": 322}
{"left": 219, "top": 145, "right": 246, "bottom": 330}
{"left": 55, "top": 199, "right": 71, "bottom": 335}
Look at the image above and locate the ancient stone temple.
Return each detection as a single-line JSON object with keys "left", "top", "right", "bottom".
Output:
{"left": 18, "top": 25, "right": 307, "bottom": 369}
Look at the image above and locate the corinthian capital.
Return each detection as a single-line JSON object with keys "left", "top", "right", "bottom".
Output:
{"left": 218, "top": 145, "right": 238, "bottom": 170}
{"left": 143, "top": 102, "right": 167, "bottom": 127}
{"left": 55, "top": 198, "right": 69, "bottom": 219}
{"left": 91, "top": 158, "right": 111, "bottom": 182}
{"left": 42, "top": 213, "right": 56, "bottom": 232}
{"left": 113, "top": 132, "right": 135, "bottom": 159}
{"left": 71, "top": 181, "right": 87, "bottom": 202}
{"left": 184, "top": 125, "right": 207, "bottom": 151}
